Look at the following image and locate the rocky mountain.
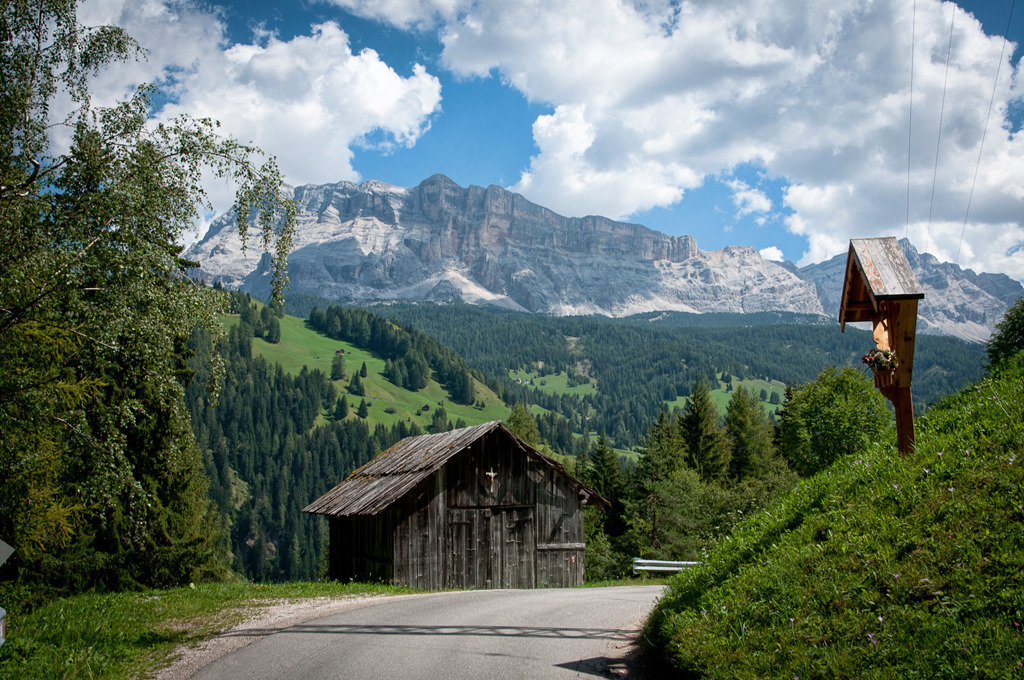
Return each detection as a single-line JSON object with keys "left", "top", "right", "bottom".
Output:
{"left": 188, "top": 174, "right": 1021, "bottom": 343}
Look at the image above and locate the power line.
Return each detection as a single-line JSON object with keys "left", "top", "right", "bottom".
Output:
{"left": 955, "top": 0, "right": 1016, "bottom": 266}
{"left": 905, "top": 0, "right": 916, "bottom": 240}
{"left": 925, "top": 4, "right": 956, "bottom": 257}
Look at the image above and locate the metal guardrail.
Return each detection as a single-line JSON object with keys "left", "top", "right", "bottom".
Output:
{"left": 632, "top": 558, "right": 700, "bottom": 575}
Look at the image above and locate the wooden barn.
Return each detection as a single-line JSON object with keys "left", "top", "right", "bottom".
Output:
{"left": 302, "top": 421, "right": 605, "bottom": 590}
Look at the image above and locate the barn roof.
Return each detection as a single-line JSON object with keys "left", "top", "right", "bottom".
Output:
{"left": 302, "top": 420, "right": 605, "bottom": 517}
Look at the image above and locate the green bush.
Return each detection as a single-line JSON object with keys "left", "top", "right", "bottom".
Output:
{"left": 778, "top": 366, "right": 891, "bottom": 476}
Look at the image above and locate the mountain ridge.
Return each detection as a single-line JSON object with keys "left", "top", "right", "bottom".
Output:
{"left": 189, "top": 174, "right": 1021, "bottom": 343}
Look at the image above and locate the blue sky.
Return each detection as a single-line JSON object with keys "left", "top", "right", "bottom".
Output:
{"left": 88, "top": 0, "right": 1023, "bottom": 280}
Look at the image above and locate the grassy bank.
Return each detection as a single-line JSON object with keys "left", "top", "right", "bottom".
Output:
{"left": 644, "top": 355, "right": 1024, "bottom": 678}
{"left": 0, "top": 581, "right": 409, "bottom": 680}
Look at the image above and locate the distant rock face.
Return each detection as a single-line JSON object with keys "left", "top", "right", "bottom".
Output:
{"left": 799, "top": 239, "right": 1023, "bottom": 344}
{"left": 188, "top": 175, "right": 1022, "bottom": 343}
{"left": 189, "top": 174, "right": 823, "bottom": 317}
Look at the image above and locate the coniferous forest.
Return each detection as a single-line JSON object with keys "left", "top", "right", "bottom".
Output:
{"left": 172, "top": 291, "right": 988, "bottom": 584}
{"left": 379, "top": 302, "right": 985, "bottom": 448}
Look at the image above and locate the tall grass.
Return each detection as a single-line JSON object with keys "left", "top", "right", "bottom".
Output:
{"left": 645, "top": 355, "right": 1024, "bottom": 679}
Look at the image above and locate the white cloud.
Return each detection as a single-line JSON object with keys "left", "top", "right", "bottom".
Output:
{"left": 84, "top": 0, "right": 1024, "bottom": 278}
{"left": 727, "top": 179, "right": 773, "bottom": 219}
{"left": 82, "top": 0, "right": 442, "bottom": 239}
{"left": 322, "top": 0, "right": 460, "bottom": 30}
{"left": 159, "top": 21, "right": 442, "bottom": 184}
{"left": 759, "top": 246, "right": 785, "bottom": 262}
{"left": 343, "top": 0, "right": 1024, "bottom": 279}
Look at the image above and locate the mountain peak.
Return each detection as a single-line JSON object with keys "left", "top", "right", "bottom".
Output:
{"left": 188, "top": 176, "right": 1020, "bottom": 342}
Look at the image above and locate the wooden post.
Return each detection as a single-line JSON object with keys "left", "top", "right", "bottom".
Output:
{"left": 876, "top": 298, "right": 918, "bottom": 455}
{"left": 838, "top": 238, "right": 924, "bottom": 456}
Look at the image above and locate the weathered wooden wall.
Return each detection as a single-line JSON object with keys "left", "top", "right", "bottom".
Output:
{"left": 331, "top": 429, "right": 588, "bottom": 589}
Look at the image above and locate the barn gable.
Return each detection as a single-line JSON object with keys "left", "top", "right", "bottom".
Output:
{"left": 303, "top": 421, "right": 603, "bottom": 589}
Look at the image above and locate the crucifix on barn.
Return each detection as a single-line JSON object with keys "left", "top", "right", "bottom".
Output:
{"left": 838, "top": 237, "right": 924, "bottom": 456}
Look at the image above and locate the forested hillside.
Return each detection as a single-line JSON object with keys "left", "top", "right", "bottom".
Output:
{"left": 374, "top": 303, "right": 984, "bottom": 448}
{"left": 183, "top": 294, "right": 507, "bottom": 582}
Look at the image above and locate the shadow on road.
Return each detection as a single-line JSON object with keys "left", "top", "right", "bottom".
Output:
{"left": 222, "top": 623, "right": 634, "bottom": 640}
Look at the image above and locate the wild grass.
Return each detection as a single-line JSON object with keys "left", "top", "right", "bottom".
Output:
{"left": 644, "top": 355, "right": 1024, "bottom": 678}
{"left": 0, "top": 581, "right": 409, "bottom": 680}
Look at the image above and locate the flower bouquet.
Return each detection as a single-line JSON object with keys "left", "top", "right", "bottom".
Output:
{"left": 863, "top": 348, "right": 899, "bottom": 387}
{"left": 862, "top": 348, "right": 899, "bottom": 371}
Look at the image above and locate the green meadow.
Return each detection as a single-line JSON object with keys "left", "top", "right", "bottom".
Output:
{"left": 223, "top": 314, "right": 509, "bottom": 430}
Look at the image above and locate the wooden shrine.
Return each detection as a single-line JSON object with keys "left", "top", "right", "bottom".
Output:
{"left": 839, "top": 237, "right": 924, "bottom": 455}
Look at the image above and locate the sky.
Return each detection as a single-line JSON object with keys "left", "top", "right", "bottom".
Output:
{"left": 81, "top": 0, "right": 1024, "bottom": 281}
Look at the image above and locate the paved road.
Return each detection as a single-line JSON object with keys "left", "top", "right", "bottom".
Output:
{"left": 192, "top": 586, "right": 665, "bottom": 680}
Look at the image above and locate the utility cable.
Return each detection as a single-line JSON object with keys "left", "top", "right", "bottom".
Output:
{"left": 906, "top": 0, "right": 917, "bottom": 240}
{"left": 955, "top": 0, "right": 1016, "bottom": 265}
{"left": 925, "top": 4, "right": 956, "bottom": 257}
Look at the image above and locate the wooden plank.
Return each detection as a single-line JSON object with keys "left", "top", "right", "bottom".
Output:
{"left": 498, "top": 507, "right": 535, "bottom": 589}
{"left": 850, "top": 237, "right": 924, "bottom": 299}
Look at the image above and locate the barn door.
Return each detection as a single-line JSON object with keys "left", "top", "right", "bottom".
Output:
{"left": 498, "top": 507, "right": 535, "bottom": 589}
{"left": 447, "top": 508, "right": 488, "bottom": 589}
{"left": 447, "top": 507, "right": 535, "bottom": 589}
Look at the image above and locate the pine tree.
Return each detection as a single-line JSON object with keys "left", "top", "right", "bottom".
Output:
{"left": 334, "top": 396, "right": 349, "bottom": 420}
{"left": 360, "top": 361, "right": 368, "bottom": 378}
{"left": 331, "top": 353, "right": 346, "bottom": 380}
{"left": 356, "top": 399, "right": 369, "bottom": 419}
{"left": 348, "top": 373, "right": 364, "bottom": 396}
{"left": 724, "top": 385, "right": 775, "bottom": 480}
{"left": 680, "top": 377, "right": 730, "bottom": 482}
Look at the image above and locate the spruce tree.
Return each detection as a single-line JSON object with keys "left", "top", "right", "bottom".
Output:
{"left": 331, "top": 353, "right": 346, "bottom": 380}
{"left": 589, "top": 433, "right": 624, "bottom": 505}
{"left": 589, "top": 432, "right": 626, "bottom": 538}
{"left": 265, "top": 316, "right": 281, "bottom": 344}
{"left": 430, "top": 404, "right": 450, "bottom": 433}
{"left": 987, "top": 296, "right": 1024, "bottom": 369}
{"left": 505, "top": 403, "right": 540, "bottom": 447}
{"left": 680, "top": 377, "right": 730, "bottom": 482}
{"left": 724, "top": 385, "right": 774, "bottom": 480}
{"left": 629, "top": 410, "right": 683, "bottom": 550}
